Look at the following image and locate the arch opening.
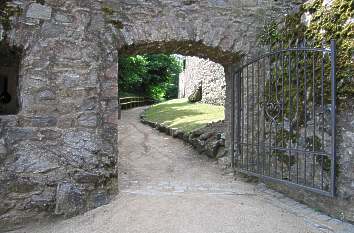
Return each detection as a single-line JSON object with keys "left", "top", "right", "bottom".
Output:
{"left": 117, "top": 40, "right": 233, "bottom": 163}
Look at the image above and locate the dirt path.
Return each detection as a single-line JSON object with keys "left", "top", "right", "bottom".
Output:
{"left": 12, "top": 107, "right": 354, "bottom": 233}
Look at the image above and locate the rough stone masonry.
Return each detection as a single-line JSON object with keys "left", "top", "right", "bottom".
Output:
{"left": 0, "top": 0, "right": 119, "bottom": 230}
{"left": 179, "top": 56, "right": 226, "bottom": 106}
{"left": 0, "top": 0, "right": 353, "bottom": 230}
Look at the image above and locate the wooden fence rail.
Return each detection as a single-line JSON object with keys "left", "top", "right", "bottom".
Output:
{"left": 118, "top": 96, "right": 155, "bottom": 119}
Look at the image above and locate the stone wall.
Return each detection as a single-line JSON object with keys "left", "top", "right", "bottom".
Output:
{"left": 179, "top": 56, "right": 226, "bottom": 106}
{"left": 0, "top": 1, "right": 119, "bottom": 230}
{"left": 0, "top": 0, "right": 315, "bottom": 230}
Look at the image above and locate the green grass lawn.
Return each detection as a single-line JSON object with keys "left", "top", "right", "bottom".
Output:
{"left": 143, "top": 98, "right": 225, "bottom": 132}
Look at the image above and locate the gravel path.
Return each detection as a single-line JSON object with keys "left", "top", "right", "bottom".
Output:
{"left": 11, "top": 107, "right": 354, "bottom": 233}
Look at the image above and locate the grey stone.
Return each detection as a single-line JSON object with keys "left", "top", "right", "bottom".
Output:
{"left": 199, "top": 132, "right": 213, "bottom": 140}
{"left": 188, "top": 84, "right": 202, "bottom": 103}
{"left": 78, "top": 113, "right": 98, "bottom": 128}
{"left": 54, "top": 13, "right": 72, "bottom": 23}
{"left": 26, "top": 190, "right": 55, "bottom": 210}
{"left": 40, "top": 129, "right": 62, "bottom": 140}
{"left": 38, "top": 90, "right": 56, "bottom": 100}
{"left": 74, "top": 172, "right": 100, "bottom": 184}
{"left": 55, "top": 182, "right": 84, "bottom": 216}
{"left": 191, "top": 129, "right": 203, "bottom": 138}
{"left": 40, "top": 22, "right": 65, "bottom": 39}
{"left": 5, "top": 128, "right": 37, "bottom": 144}
{"left": 12, "top": 144, "right": 60, "bottom": 174}
{"left": 0, "top": 140, "right": 7, "bottom": 155}
{"left": 32, "top": 116, "right": 57, "bottom": 127}
{"left": 80, "top": 97, "right": 97, "bottom": 111}
{"left": 93, "top": 192, "right": 109, "bottom": 208}
{"left": 26, "top": 3, "right": 52, "bottom": 20}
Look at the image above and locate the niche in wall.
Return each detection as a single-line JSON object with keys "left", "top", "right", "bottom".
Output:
{"left": 0, "top": 41, "right": 21, "bottom": 115}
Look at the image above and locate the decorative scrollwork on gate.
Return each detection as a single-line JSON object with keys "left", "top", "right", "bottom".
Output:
{"left": 264, "top": 101, "right": 281, "bottom": 122}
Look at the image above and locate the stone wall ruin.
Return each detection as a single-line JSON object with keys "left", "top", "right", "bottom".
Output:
{"left": 179, "top": 56, "right": 226, "bottom": 106}
{"left": 0, "top": 0, "right": 353, "bottom": 231}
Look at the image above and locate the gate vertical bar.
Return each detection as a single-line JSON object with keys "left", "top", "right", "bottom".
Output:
{"left": 236, "top": 66, "right": 242, "bottom": 169}
{"left": 330, "top": 39, "right": 336, "bottom": 196}
{"left": 230, "top": 65, "right": 236, "bottom": 168}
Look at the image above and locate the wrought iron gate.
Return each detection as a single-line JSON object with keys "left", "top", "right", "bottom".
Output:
{"left": 231, "top": 40, "right": 337, "bottom": 196}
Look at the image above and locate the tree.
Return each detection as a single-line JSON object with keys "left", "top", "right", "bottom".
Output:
{"left": 118, "top": 54, "right": 183, "bottom": 100}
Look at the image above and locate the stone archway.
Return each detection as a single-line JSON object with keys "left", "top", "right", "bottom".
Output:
{"left": 111, "top": 0, "right": 287, "bottom": 63}
{"left": 112, "top": 0, "right": 294, "bottom": 169}
{"left": 0, "top": 0, "right": 296, "bottom": 229}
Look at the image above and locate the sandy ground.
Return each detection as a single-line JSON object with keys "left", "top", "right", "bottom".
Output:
{"left": 10, "top": 107, "right": 354, "bottom": 233}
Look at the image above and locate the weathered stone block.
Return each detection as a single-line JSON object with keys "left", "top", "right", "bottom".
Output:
{"left": 25, "top": 190, "right": 55, "bottom": 211}
{"left": 78, "top": 113, "right": 98, "bottom": 128}
{"left": 26, "top": 3, "right": 52, "bottom": 20}
{"left": 188, "top": 84, "right": 202, "bottom": 103}
{"left": 38, "top": 89, "right": 56, "bottom": 100}
{"left": 32, "top": 116, "right": 57, "bottom": 127}
{"left": 40, "top": 129, "right": 62, "bottom": 141}
{"left": 0, "top": 139, "right": 7, "bottom": 162}
{"left": 80, "top": 97, "right": 97, "bottom": 111}
{"left": 5, "top": 128, "right": 37, "bottom": 144}
{"left": 12, "top": 143, "right": 60, "bottom": 174}
{"left": 54, "top": 13, "right": 72, "bottom": 23}
{"left": 93, "top": 192, "right": 109, "bottom": 208}
{"left": 55, "top": 182, "right": 84, "bottom": 216}
{"left": 199, "top": 132, "right": 213, "bottom": 140}
{"left": 74, "top": 171, "right": 100, "bottom": 184}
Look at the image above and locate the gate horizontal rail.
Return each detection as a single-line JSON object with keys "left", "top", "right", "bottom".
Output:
{"left": 231, "top": 40, "right": 336, "bottom": 197}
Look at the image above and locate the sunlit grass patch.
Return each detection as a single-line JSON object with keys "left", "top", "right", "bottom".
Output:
{"left": 143, "top": 98, "right": 224, "bottom": 132}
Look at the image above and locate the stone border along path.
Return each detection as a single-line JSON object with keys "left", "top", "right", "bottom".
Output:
{"left": 10, "top": 107, "right": 354, "bottom": 233}
{"left": 140, "top": 109, "right": 230, "bottom": 167}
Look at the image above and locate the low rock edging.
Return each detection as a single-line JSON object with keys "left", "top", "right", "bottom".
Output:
{"left": 140, "top": 112, "right": 231, "bottom": 168}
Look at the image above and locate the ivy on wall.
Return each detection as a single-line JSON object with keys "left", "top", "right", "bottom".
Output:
{"left": 256, "top": 0, "right": 353, "bottom": 174}
{"left": 259, "top": 0, "right": 353, "bottom": 107}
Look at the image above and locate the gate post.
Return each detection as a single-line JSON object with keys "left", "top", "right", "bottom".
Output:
{"left": 230, "top": 65, "right": 236, "bottom": 168}
{"left": 235, "top": 68, "right": 242, "bottom": 169}
{"left": 330, "top": 39, "right": 336, "bottom": 197}
{"left": 225, "top": 63, "right": 241, "bottom": 169}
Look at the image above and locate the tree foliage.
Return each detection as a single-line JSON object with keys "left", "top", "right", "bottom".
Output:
{"left": 119, "top": 54, "right": 183, "bottom": 100}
